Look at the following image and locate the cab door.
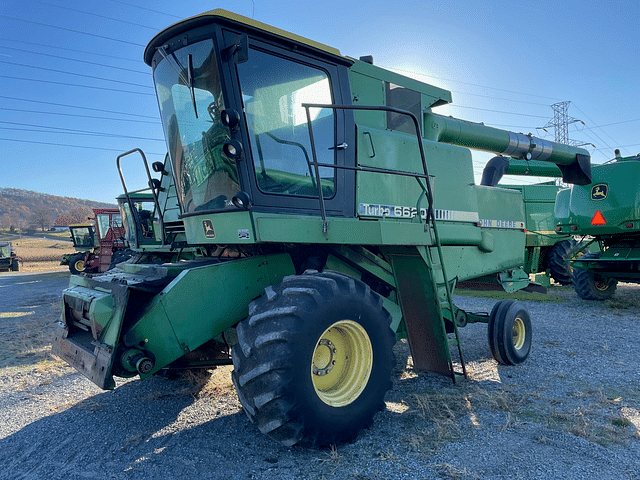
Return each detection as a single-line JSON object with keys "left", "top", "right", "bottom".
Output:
{"left": 220, "top": 30, "right": 354, "bottom": 217}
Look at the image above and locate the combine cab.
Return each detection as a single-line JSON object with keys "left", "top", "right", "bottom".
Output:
{"left": 555, "top": 153, "right": 640, "bottom": 299}
{"left": 52, "top": 9, "right": 592, "bottom": 447}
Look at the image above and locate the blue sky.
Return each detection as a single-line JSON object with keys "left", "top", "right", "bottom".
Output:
{"left": 1, "top": 0, "right": 638, "bottom": 204}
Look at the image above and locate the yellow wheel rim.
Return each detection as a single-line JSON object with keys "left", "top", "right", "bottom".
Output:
{"left": 594, "top": 276, "right": 610, "bottom": 291}
{"left": 74, "top": 259, "right": 85, "bottom": 272}
{"left": 311, "top": 320, "right": 373, "bottom": 407}
{"left": 512, "top": 317, "right": 526, "bottom": 350}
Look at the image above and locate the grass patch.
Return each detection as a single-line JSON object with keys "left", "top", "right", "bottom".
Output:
{"left": 395, "top": 369, "right": 639, "bottom": 450}
{"left": 455, "top": 289, "right": 565, "bottom": 303}
{"left": 143, "top": 366, "right": 235, "bottom": 402}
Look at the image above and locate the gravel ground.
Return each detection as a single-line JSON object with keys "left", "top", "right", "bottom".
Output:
{"left": 0, "top": 272, "right": 638, "bottom": 480}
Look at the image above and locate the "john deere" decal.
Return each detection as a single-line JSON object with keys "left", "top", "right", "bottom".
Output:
{"left": 591, "top": 184, "right": 608, "bottom": 201}
{"left": 202, "top": 219, "right": 215, "bottom": 238}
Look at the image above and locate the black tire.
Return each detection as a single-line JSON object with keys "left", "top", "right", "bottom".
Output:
{"left": 10, "top": 258, "right": 19, "bottom": 272}
{"left": 488, "top": 300, "right": 531, "bottom": 365}
{"left": 68, "top": 253, "right": 86, "bottom": 274}
{"left": 488, "top": 299, "right": 515, "bottom": 365}
{"left": 232, "top": 271, "right": 396, "bottom": 447}
{"left": 108, "top": 249, "right": 133, "bottom": 270}
{"left": 572, "top": 252, "right": 617, "bottom": 300}
{"left": 547, "top": 239, "right": 576, "bottom": 285}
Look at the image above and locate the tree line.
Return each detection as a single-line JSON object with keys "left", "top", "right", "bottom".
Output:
{"left": 0, "top": 189, "right": 116, "bottom": 233}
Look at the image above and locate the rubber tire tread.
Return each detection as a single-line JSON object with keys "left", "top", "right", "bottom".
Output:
{"left": 497, "top": 301, "right": 532, "bottom": 365}
{"left": 108, "top": 249, "right": 133, "bottom": 271}
{"left": 231, "top": 270, "right": 396, "bottom": 448}
{"left": 488, "top": 300, "right": 515, "bottom": 364}
{"left": 68, "top": 253, "right": 86, "bottom": 275}
{"left": 572, "top": 252, "right": 618, "bottom": 300}
{"left": 547, "top": 239, "right": 576, "bottom": 285}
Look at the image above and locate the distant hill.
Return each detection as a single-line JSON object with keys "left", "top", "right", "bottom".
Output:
{"left": 0, "top": 188, "right": 117, "bottom": 232}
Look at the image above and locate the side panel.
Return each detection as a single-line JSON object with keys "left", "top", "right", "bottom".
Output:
{"left": 442, "top": 186, "right": 526, "bottom": 281}
{"left": 386, "top": 248, "right": 452, "bottom": 377}
{"left": 122, "top": 253, "right": 296, "bottom": 377}
{"left": 556, "top": 161, "right": 640, "bottom": 235}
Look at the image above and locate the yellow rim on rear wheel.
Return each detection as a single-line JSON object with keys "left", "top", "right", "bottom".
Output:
{"left": 512, "top": 317, "right": 526, "bottom": 350}
{"left": 594, "top": 277, "right": 609, "bottom": 291}
{"left": 74, "top": 260, "right": 85, "bottom": 271}
{"left": 312, "top": 320, "right": 373, "bottom": 407}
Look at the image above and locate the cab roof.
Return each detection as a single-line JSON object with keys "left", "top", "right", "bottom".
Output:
{"left": 145, "top": 9, "right": 349, "bottom": 67}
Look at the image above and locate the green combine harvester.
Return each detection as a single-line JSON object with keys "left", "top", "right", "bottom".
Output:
{"left": 555, "top": 152, "right": 640, "bottom": 300}
{"left": 480, "top": 157, "right": 580, "bottom": 286}
{"left": 52, "top": 10, "right": 592, "bottom": 447}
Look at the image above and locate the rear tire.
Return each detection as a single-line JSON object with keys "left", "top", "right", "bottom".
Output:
{"left": 108, "top": 249, "right": 133, "bottom": 270}
{"left": 488, "top": 300, "right": 532, "bottom": 365}
{"left": 547, "top": 239, "right": 576, "bottom": 285}
{"left": 232, "top": 271, "right": 396, "bottom": 447}
{"left": 572, "top": 252, "right": 617, "bottom": 300}
{"left": 68, "top": 253, "right": 86, "bottom": 274}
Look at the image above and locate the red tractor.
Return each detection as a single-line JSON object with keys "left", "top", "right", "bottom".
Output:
{"left": 65, "top": 208, "right": 127, "bottom": 274}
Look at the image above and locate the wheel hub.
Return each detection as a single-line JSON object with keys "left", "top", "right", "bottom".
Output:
{"left": 311, "top": 320, "right": 373, "bottom": 407}
{"left": 512, "top": 317, "right": 526, "bottom": 350}
{"left": 312, "top": 339, "right": 336, "bottom": 376}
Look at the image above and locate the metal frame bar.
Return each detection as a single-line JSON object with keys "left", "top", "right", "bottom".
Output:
{"left": 116, "top": 148, "right": 167, "bottom": 247}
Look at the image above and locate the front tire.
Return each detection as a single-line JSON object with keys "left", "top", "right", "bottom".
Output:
{"left": 232, "top": 271, "right": 396, "bottom": 447}
{"left": 547, "top": 239, "right": 576, "bottom": 285}
{"left": 68, "top": 253, "right": 86, "bottom": 274}
{"left": 572, "top": 252, "right": 617, "bottom": 300}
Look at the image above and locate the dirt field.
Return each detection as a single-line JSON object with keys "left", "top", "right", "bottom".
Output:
{"left": 2, "top": 235, "right": 73, "bottom": 274}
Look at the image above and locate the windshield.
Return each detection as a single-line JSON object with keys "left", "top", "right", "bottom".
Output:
{"left": 70, "top": 226, "right": 95, "bottom": 248}
{"left": 237, "top": 48, "right": 336, "bottom": 198}
{"left": 154, "top": 39, "right": 239, "bottom": 214}
{"left": 119, "top": 199, "right": 156, "bottom": 247}
{"left": 96, "top": 213, "right": 123, "bottom": 240}
{"left": 119, "top": 201, "right": 136, "bottom": 247}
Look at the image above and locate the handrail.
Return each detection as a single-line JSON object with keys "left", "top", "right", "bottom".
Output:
{"left": 301, "top": 103, "right": 455, "bottom": 320}
{"left": 116, "top": 148, "right": 167, "bottom": 247}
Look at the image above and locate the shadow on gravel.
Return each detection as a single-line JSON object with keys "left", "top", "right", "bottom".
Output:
{"left": 0, "top": 371, "right": 286, "bottom": 479}
{"left": 0, "top": 271, "right": 70, "bottom": 370}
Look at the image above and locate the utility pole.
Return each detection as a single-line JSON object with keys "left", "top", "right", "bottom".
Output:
{"left": 541, "top": 101, "right": 590, "bottom": 147}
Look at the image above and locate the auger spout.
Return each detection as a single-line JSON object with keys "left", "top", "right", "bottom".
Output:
{"left": 424, "top": 112, "right": 592, "bottom": 185}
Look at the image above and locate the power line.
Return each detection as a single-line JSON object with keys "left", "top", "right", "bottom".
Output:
{"left": 0, "top": 37, "right": 140, "bottom": 63}
{"left": 0, "top": 95, "right": 159, "bottom": 119}
{"left": 571, "top": 103, "right": 617, "bottom": 152}
{"left": 436, "top": 103, "right": 550, "bottom": 120}
{"left": 0, "top": 61, "right": 153, "bottom": 89}
{"left": 0, "top": 14, "right": 146, "bottom": 47}
{"left": 30, "top": 0, "right": 160, "bottom": 31}
{"left": 450, "top": 90, "right": 551, "bottom": 107}
{"left": 0, "top": 107, "right": 160, "bottom": 125}
{"left": 0, "top": 137, "right": 165, "bottom": 155}
{"left": 591, "top": 118, "right": 640, "bottom": 129}
{"left": 0, "top": 46, "right": 150, "bottom": 75}
{"left": 0, "top": 75, "right": 155, "bottom": 96}
{"left": 389, "top": 67, "right": 563, "bottom": 102}
{"left": 0, "top": 123, "right": 164, "bottom": 142}
{"left": 105, "top": 0, "right": 182, "bottom": 19}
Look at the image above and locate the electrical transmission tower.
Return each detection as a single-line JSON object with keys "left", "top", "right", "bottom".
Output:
{"left": 541, "top": 101, "right": 589, "bottom": 147}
